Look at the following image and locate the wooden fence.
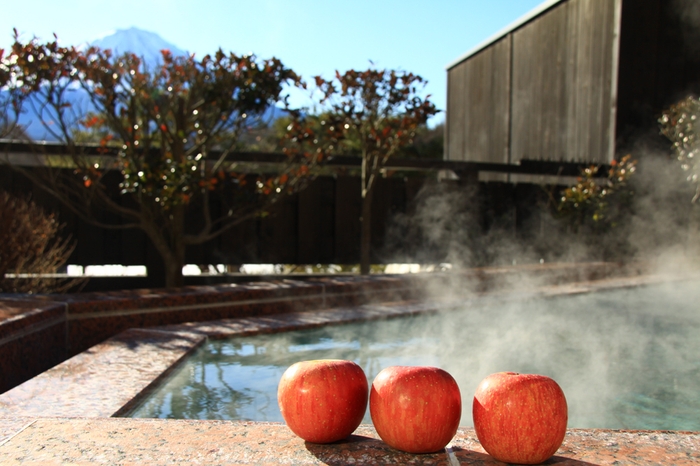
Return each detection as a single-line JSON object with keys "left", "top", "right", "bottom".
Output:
{"left": 0, "top": 162, "right": 557, "bottom": 288}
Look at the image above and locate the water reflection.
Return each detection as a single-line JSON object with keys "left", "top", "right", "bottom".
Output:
{"left": 129, "top": 281, "right": 700, "bottom": 430}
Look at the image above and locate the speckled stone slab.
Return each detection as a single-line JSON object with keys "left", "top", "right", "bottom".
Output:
{"left": 0, "top": 417, "right": 33, "bottom": 445}
{"left": 158, "top": 299, "right": 449, "bottom": 338}
{"left": 0, "top": 262, "right": 664, "bottom": 393}
{"left": 0, "top": 299, "right": 68, "bottom": 393}
{"left": 0, "top": 300, "right": 452, "bottom": 420}
{"left": 1, "top": 269, "right": 698, "bottom": 464}
{"left": 0, "top": 273, "right": 689, "bottom": 422}
{"left": 0, "top": 419, "right": 697, "bottom": 465}
{"left": 0, "top": 328, "right": 205, "bottom": 418}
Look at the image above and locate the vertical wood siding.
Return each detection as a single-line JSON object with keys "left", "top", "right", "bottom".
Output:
{"left": 447, "top": 0, "right": 621, "bottom": 166}
{"left": 469, "top": 37, "right": 512, "bottom": 165}
{"left": 446, "top": 63, "right": 466, "bottom": 161}
{"left": 447, "top": 37, "right": 511, "bottom": 165}
{"left": 511, "top": 0, "right": 619, "bottom": 164}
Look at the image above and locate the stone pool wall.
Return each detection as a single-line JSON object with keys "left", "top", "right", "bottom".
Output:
{"left": 1, "top": 262, "right": 698, "bottom": 464}
{"left": 0, "top": 262, "right": 639, "bottom": 394}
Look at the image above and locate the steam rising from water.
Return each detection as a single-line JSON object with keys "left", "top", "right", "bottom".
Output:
{"left": 130, "top": 104, "right": 700, "bottom": 432}
{"left": 131, "top": 1, "right": 700, "bottom": 430}
{"left": 131, "top": 281, "right": 700, "bottom": 430}
{"left": 131, "top": 104, "right": 700, "bottom": 429}
{"left": 384, "top": 150, "right": 699, "bottom": 274}
{"left": 135, "top": 89, "right": 700, "bottom": 430}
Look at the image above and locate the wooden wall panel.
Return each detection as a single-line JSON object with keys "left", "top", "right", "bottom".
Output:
{"left": 563, "top": 0, "right": 619, "bottom": 163}
{"left": 448, "top": 0, "right": 620, "bottom": 166}
{"left": 334, "top": 175, "right": 361, "bottom": 264}
{"left": 370, "top": 177, "right": 391, "bottom": 256}
{"left": 446, "top": 62, "right": 466, "bottom": 161}
{"left": 119, "top": 227, "right": 147, "bottom": 266}
{"left": 447, "top": 37, "right": 510, "bottom": 167}
{"left": 369, "top": 176, "right": 408, "bottom": 260}
{"left": 74, "top": 220, "right": 105, "bottom": 265}
{"left": 258, "top": 195, "right": 298, "bottom": 264}
{"left": 3, "top": 164, "right": 633, "bottom": 280}
{"left": 510, "top": 0, "right": 619, "bottom": 164}
{"left": 463, "top": 37, "right": 512, "bottom": 165}
{"left": 448, "top": 0, "right": 700, "bottom": 164}
{"left": 616, "top": 0, "right": 700, "bottom": 150}
{"left": 216, "top": 218, "right": 259, "bottom": 264}
{"left": 510, "top": 3, "right": 571, "bottom": 163}
{"left": 297, "top": 177, "right": 335, "bottom": 264}
{"left": 1, "top": 169, "right": 435, "bottom": 269}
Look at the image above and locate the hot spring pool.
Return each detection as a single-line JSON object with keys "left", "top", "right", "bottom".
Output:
{"left": 128, "top": 281, "right": 700, "bottom": 431}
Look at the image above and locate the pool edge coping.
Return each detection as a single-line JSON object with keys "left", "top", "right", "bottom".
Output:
{"left": 0, "top": 271, "right": 690, "bottom": 421}
{"left": 1, "top": 418, "right": 699, "bottom": 464}
{"left": 2, "top": 269, "right": 700, "bottom": 464}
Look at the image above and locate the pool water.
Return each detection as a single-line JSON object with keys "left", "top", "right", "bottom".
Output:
{"left": 129, "top": 281, "right": 700, "bottom": 430}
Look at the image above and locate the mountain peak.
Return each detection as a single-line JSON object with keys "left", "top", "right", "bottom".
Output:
{"left": 90, "top": 27, "right": 187, "bottom": 65}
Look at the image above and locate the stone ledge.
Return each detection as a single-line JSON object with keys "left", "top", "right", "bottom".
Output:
{"left": 0, "top": 273, "right": 423, "bottom": 393}
{"left": 1, "top": 273, "right": 677, "bottom": 421}
{"left": 1, "top": 270, "right": 699, "bottom": 464}
{"left": 0, "top": 328, "right": 205, "bottom": 418}
{"left": 0, "top": 418, "right": 697, "bottom": 465}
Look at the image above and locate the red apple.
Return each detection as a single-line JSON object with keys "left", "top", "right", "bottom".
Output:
{"left": 472, "top": 372, "right": 568, "bottom": 464}
{"left": 370, "top": 366, "right": 462, "bottom": 453}
{"left": 277, "top": 359, "right": 368, "bottom": 444}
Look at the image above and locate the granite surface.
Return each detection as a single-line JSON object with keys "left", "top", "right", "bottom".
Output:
{"left": 0, "top": 300, "right": 450, "bottom": 419}
{"left": 0, "top": 319, "right": 67, "bottom": 394}
{"left": 59, "top": 275, "right": 424, "bottom": 358}
{"left": 1, "top": 265, "right": 698, "bottom": 464}
{"left": 0, "top": 417, "right": 33, "bottom": 445}
{"left": 53, "top": 275, "right": 418, "bottom": 315}
{"left": 0, "top": 299, "right": 67, "bottom": 393}
{"left": 0, "top": 298, "right": 65, "bottom": 341}
{"left": 0, "top": 328, "right": 205, "bottom": 418}
{"left": 0, "top": 272, "right": 689, "bottom": 421}
{"left": 0, "top": 419, "right": 697, "bottom": 465}
{"left": 0, "top": 272, "right": 425, "bottom": 391}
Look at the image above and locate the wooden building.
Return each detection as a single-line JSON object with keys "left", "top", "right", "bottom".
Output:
{"left": 445, "top": 0, "right": 700, "bottom": 181}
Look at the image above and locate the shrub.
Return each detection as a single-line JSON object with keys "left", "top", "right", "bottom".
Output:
{"left": 659, "top": 95, "right": 700, "bottom": 203}
{"left": 554, "top": 155, "right": 637, "bottom": 261}
{"left": 557, "top": 155, "right": 637, "bottom": 232}
{"left": 0, "top": 191, "right": 82, "bottom": 293}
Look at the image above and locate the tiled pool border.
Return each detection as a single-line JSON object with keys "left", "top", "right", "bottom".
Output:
{"left": 1, "top": 263, "right": 699, "bottom": 464}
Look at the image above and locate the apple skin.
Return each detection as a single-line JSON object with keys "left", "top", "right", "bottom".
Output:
{"left": 277, "top": 359, "right": 368, "bottom": 444}
{"left": 472, "top": 372, "right": 568, "bottom": 464}
{"left": 370, "top": 366, "right": 462, "bottom": 453}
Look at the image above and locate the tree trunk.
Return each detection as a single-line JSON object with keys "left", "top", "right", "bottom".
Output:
{"left": 163, "top": 212, "right": 187, "bottom": 288}
{"left": 141, "top": 206, "right": 187, "bottom": 288}
{"left": 161, "top": 250, "right": 185, "bottom": 288}
{"left": 146, "top": 232, "right": 186, "bottom": 288}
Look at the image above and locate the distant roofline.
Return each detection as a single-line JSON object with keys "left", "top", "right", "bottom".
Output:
{"left": 445, "top": 0, "right": 567, "bottom": 70}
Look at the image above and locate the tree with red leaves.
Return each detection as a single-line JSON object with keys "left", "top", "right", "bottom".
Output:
{"left": 1, "top": 31, "right": 323, "bottom": 287}
{"left": 0, "top": 47, "right": 25, "bottom": 138}
{"left": 310, "top": 68, "right": 438, "bottom": 274}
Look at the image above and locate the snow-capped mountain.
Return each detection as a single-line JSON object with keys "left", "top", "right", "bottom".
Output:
{"left": 90, "top": 27, "right": 188, "bottom": 66}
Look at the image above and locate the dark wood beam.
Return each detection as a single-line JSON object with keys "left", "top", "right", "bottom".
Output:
{"left": 0, "top": 140, "right": 605, "bottom": 178}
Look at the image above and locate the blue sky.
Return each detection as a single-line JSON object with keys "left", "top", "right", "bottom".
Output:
{"left": 1, "top": 0, "right": 545, "bottom": 125}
